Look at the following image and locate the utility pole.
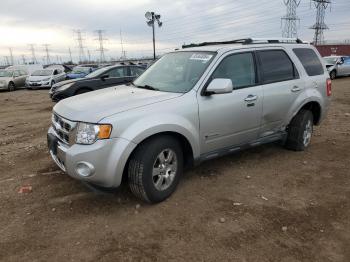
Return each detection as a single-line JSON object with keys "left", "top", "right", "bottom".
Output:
{"left": 87, "top": 49, "right": 91, "bottom": 62}
{"left": 28, "top": 44, "right": 37, "bottom": 64}
{"left": 75, "top": 30, "right": 86, "bottom": 63}
{"left": 145, "top": 11, "right": 163, "bottom": 60}
{"left": 281, "top": 0, "right": 301, "bottom": 38}
{"left": 95, "top": 30, "right": 107, "bottom": 63}
{"left": 21, "top": 55, "right": 26, "bottom": 64}
{"left": 43, "top": 44, "right": 51, "bottom": 65}
{"left": 4, "top": 56, "right": 10, "bottom": 66}
{"left": 120, "top": 29, "right": 126, "bottom": 60}
{"left": 310, "top": 0, "right": 331, "bottom": 45}
{"left": 68, "top": 47, "right": 73, "bottom": 63}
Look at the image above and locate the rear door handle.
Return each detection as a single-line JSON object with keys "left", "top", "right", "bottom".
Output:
{"left": 244, "top": 95, "right": 258, "bottom": 102}
{"left": 291, "top": 86, "right": 302, "bottom": 92}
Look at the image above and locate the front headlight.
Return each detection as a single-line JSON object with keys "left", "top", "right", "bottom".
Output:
{"left": 75, "top": 122, "right": 112, "bottom": 145}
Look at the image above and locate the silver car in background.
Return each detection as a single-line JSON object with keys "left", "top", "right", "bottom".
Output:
{"left": 324, "top": 55, "right": 350, "bottom": 80}
{"left": 26, "top": 68, "right": 66, "bottom": 89}
{"left": 0, "top": 69, "right": 28, "bottom": 91}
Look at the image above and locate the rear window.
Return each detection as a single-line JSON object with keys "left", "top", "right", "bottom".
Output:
{"left": 258, "top": 50, "right": 297, "bottom": 84}
{"left": 293, "top": 48, "right": 324, "bottom": 76}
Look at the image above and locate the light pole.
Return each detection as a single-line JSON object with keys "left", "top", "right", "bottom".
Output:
{"left": 145, "top": 11, "right": 162, "bottom": 60}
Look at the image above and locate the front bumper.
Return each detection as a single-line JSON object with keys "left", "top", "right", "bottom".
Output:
{"left": 26, "top": 82, "right": 51, "bottom": 88}
{"left": 47, "top": 126, "right": 137, "bottom": 188}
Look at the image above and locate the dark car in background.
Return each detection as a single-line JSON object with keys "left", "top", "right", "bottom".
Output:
{"left": 49, "top": 64, "right": 145, "bottom": 102}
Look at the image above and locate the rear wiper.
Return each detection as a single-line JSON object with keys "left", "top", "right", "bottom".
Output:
{"left": 134, "top": 84, "right": 159, "bottom": 91}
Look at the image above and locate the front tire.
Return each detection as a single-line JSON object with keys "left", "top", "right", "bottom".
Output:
{"left": 128, "top": 135, "right": 183, "bottom": 203}
{"left": 330, "top": 70, "right": 336, "bottom": 80}
{"left": 285, "top": 110, "right": 314, "bottom": 151}
{"left": 8, "top": 82, "right": 15, "bottom": 92}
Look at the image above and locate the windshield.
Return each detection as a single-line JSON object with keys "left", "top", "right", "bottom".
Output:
{"left": 31, "top": 70, "right": 52, "bottom": 76}
{"left": 133, "top": 51, "right": 216, "bottom": 93}
{"left": 324, "top": 57, "right": 338, "bottom": 65}
{"left": 71, "top": 67, "right": 91, "bottom": 74}
{"left": 86, "top": 67, "right": 110, "bottom": 78}
{"left": 0, "top": 70, "right": 13, "bottom": 77}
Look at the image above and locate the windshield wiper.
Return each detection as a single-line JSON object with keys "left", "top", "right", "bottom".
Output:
{"left": 133, "top": 84, "right": 160, "bottom": 91}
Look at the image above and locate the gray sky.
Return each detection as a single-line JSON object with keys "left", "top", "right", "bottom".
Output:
{"left": 0, "top": 0, "right": 349, "bottom": 63}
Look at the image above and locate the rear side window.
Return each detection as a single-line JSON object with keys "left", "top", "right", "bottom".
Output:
{"left": 293, "top": 48, "right": 324, "bottom": 76}
{"left": 212, "top": 52, "right": 256, "bottom": 89}
{"left": 258, "top": 50, "right": 296, "bottom": 84}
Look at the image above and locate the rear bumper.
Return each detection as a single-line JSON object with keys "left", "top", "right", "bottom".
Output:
{"left": 47, "top": 127, "right": 137, "bottom": 188}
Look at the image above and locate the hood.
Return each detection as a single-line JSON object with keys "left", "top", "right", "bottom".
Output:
{"left": 54, "top": 78, "right": 79, "bottom": 88}
{"left": 28, "top": 75, "right": 52, "bottom": 81}
{"left": 53, "top": 85, "right": 183, "bottom": 123}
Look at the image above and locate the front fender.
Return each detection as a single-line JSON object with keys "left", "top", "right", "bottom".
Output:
{"left": 118, "top": 114, "right": 200, "bottom": 159}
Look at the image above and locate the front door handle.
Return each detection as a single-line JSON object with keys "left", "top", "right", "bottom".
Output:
{"left": 244, "top": 95, "right": 258, "bottom": 102}
{"left": 291, "top": 86, "right": 302, "bottom": 92}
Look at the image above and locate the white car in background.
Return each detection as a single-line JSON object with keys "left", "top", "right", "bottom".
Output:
{"left": 26, "top": 68, "right": 66, "bottom": 89}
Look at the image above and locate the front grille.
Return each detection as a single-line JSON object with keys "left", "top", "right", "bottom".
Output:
{"left": 52, "top": 113, "right": 76, "bottom": 145}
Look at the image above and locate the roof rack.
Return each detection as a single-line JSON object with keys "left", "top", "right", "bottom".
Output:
{"left": 182, "top": 38, "right": 305, "bottom": 49}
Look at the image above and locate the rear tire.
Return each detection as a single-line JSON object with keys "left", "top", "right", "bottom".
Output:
{"left": 128, "top": 135, "right": 183, "bottom": 203}
{"left": 285, "top": 110, "right": 314, "bottom": 151}
{"left": 330, "top": 70, "right": 336, "bottom": 80}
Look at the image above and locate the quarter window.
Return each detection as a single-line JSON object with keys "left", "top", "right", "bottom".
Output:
{"left": 212, "top": 52, "right": 256, "bottom": 89}
{"left": 293, "top": 48, "right": 324, "bottom": 76}
{"left": 258, "top": 50, "right": 296, "bottom": 84}
{"left": 130, "top": 67, "right": 144, "bottom": 77}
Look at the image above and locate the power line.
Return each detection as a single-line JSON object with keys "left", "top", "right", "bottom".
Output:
{"left": 310, "top": 0, "right": 331, "bottom": 45}
{"left": 281, "top": 0, "right": 301, "bottom": 38}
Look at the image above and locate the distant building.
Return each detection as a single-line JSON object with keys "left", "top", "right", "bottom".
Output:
{"left": 315, "top": 44, "right": 350, "bottom": 57}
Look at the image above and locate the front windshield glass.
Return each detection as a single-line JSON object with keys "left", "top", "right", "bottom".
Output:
{"left": 71, "top": 67, "right": 91, "bottom": 74}
{"left": 86, "top": 67, "right": 110, "bottom": 78}
{"left": 31, "top": 70, "right": 52, "bottom": 76}
{"left": 133, "top": 51, "right": 216, "bottom": 93}
{"left": 324, "top": 57, "right": 338, "bottom": 65}
{"left": 0, "top": 70, "right": 13, "bottom": 77}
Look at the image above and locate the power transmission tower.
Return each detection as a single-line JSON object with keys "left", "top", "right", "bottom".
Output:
{"left": 43, "top": 44, "right": 51, "bottom": 65}
{"left": 95, "top": 30, "right": 107, "bottom": 63}
{"left": 281, "top": 0, "right": 300, "bottom": 38}
{"left": 75, "top": 30, "right": 86, "bottom": 63}
{"left": 4, "top": 56, "right": 10, "bottom": 66}
{"left": 310, "top": 0, "right": 331, "bottom": 45}
{"left": 68, "top": 47, "right": 73, "bottom": 62}
{"left": 8, "top": 48, "right": 14, "bottom": 65}
{"left": 28, "top": 44, "right": 37, "bottom": 64}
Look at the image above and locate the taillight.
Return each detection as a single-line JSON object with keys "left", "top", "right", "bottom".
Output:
{"left": 326, "top": 78, "right": 332, "bottom": 96}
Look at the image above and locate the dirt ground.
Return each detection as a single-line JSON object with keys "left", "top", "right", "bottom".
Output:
{"left": 0, "top": 78, "right": 349, "bottom": 262}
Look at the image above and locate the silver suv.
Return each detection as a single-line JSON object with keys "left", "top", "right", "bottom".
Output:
{"left": 47, "top": 38, "right": 331, "bottom": 203}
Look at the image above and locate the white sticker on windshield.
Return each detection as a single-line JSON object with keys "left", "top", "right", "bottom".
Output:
{"left": 190, "top": 53, "right": 213, "bottom": 63}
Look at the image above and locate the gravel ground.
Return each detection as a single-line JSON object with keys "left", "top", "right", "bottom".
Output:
{"left": 0, "top": 78, "right": 349, "bottom": 262}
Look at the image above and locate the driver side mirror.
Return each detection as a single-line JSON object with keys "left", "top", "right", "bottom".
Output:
{"left": 337, "top": 60, "right": 344, "bottom": 65}
{"left": 205, "top": 78, "right": 233, "bottom": 96}
{"left": 101, "top": 74, "right": 109, "bottom": 81}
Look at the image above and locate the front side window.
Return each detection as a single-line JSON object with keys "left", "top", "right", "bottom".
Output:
{"left": 212, "top": 52, "right": 256, "bottom": 89}
{"left": 133, "top": 51, "right": 215, "bottom": 93}
{"left": 130, "top": 67, "right": 145, "bottom": 77}
{"left": 258, "top": 50, "right": 296, "bottom": 84}
{"left": 293, "top": 48, "right": 324, "bottom": 76}
{"left": 108, "top": 67, "right": 127, "bottom": 77}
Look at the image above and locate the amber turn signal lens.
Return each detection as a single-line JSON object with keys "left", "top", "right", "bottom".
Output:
{"left": 98, "top": 125, "right": 112, "bottom": 139}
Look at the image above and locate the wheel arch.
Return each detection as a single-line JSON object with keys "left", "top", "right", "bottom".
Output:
{"left": 294, "top": 101, "right": 322, "bottom": 126}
